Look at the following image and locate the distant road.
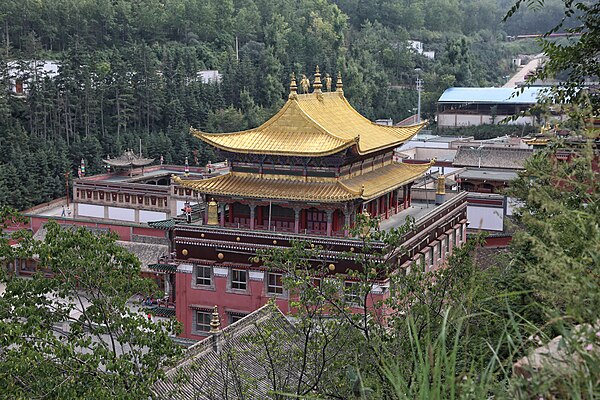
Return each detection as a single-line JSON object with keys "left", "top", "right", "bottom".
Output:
{"left": 504, "top": 53, "right": 545, "bottom": 89}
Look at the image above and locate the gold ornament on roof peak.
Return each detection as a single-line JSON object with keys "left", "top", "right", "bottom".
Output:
{"left": 289, "top": 72, "right": 298, "bottom": 99}
{"left": 313, "top": 65, "right": 322, "bottom": 93}
{"left": 300, "top": 74, "right": 310, "bottom": 94}
{"left": 209, "top": 305, "right": 221, "bottom": 333}
{"left": 336, "top": 72, "right": 343, "bottom": 92}
{"left": 325, "top": 73, "right": 332, "bottom": 92}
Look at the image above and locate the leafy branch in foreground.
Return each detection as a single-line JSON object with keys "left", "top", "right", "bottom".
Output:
{"left": 0, "top": 218, "right": 181, "bottom": 399}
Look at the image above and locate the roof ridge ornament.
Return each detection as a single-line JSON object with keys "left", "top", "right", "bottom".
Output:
{"left": 300, "top": 74, "right": 310, "bottom": 94}
{"left": 336, "top": 71, "right": 343, "bottom": 93}
{"left": 313, "top": 65, "right": 322, "bottom": 94}
{"left": 209, "top": 305, "right": 221, "bottom": 333}
{"left": 325, "top": 73, "right": 332, "bottom": 92}
{"left": 289, "top": 72, "right": 298, "bottom": 99}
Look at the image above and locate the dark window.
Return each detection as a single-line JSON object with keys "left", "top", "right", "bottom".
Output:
{"left": 231, "top": 269, "right": 247, "bottom": 290}
{"left": 195, "top": 311, "right": 211, "bottom": 332}
{"left": 229, "top": 313, "right": 247, "bottom": 324}
{"left": 195, "top": 266, "right": 212, "bottom": 286}
{"left": 267, "top": 272, "right": 283, "bottom": 294}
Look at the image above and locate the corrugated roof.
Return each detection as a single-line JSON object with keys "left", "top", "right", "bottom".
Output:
{"left": 438, "top": 87, "right": 550, "bottom": 104}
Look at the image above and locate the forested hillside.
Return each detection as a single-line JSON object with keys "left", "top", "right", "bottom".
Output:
{"left": 0, "top": 0, "right": 568, "bottom": 209}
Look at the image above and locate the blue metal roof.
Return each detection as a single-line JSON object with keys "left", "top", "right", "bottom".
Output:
{"left": 438, "top": 87, "right": 550, "bottom": 104}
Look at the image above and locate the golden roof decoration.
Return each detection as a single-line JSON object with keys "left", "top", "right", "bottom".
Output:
{"left": 300, "top": 74, "right": 310, "bottom": 94}
{"left": 173, "top": 161, "right": 431, "bottom": 203}
{"left": 325, "top": 73, "right": 332, "bottom": 92}
{"left": 190, "top": 90, "right": 427, "bottom": 157}
{"left": 313, "top": 65, "right": 322, "bottom": 93}
{"left": 289, "top": 72, "right": 297, "bottom": 99}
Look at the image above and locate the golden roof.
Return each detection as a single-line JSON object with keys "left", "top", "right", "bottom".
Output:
{"left": 340, "top": 162, "right": 433, "bottom": 200}
{"left": 523, "top": 137, "right": 550, "bottom": 146}
{"left": 174, "top": 161, "right": 431, "bottom": 203}
{"left": 191, "top": 91, "right": 426, "bottom": 156}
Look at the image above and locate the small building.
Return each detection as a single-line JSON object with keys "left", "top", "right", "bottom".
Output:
{"left": 6, "top": 60, "right": 59, "bottom": 96}
{"left": 72, "top": 151, "right": 220, "bottom": 224}
{"left": 437, "top": 87, "right": 553, "bottom": 127}
{"left": 197, "top": 70, "right": 222, "bottom": 84}
{"left": 407, "top": 40, "right": 435, "bottom": 59}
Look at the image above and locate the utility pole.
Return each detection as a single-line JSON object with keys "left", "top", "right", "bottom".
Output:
{"left": 416, "top": 73, "right": 423, "bottom": 123}
{"left": 65, "top": 171, "right": 70, "bottom": 207}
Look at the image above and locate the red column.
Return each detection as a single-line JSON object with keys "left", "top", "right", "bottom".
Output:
{"left": 395, "top": 189, "right": 399, "bottom": 213}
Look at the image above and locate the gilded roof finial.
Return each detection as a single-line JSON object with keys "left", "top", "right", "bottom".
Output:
{"left": 300, "top": 74, "right": 310, "bottom": 94}
{"left": 313, "top": 65, "right": 322, "bottom": 93}
{"left": 209, "top": 305, "right": 221, "bottom": 333}
{"left": 289, "top": 72, "right": 298, "bottom": 99}
{"left": 336, "top": 71, "right": 343, "bottom": 93}
{"left": 325, "top": 73, "right": 332, "bottom": 92}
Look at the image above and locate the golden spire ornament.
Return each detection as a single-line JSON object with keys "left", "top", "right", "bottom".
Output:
{"left": 209, "top": 305, "right": 221, "bottom": 333}
{"left": 336, "top": 71, "right": 343, "bottom": 92}
{"left": 289, "top": 72, "right": 298, "bottom": 99}
{"left": 313, "top": 65, "right": 322, "bottom": 93}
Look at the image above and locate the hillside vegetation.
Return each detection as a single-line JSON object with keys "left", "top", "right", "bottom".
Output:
{"left": 0, "top": 0, "right": 568, "bottom": 209}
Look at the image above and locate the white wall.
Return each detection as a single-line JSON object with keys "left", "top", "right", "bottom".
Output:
{"left": 108, "top": 206, "right": 135, "bottom": 222}
{"left": 506, "top": 197, "right": 523, "bottom": 216}
{"left": 467, "top": 205, "right": 504, "bottom": 231}
{"left": 176, "top": 201, "right": 187, "bottom": 216}
{"left": 77, "top": 203, "right": 104, "bottom": 218}
{"left": 139, "top": 210, "right": 167, "bottom": 223}
{"left": 438, "top": 113, "right": 535, "bottom": 127}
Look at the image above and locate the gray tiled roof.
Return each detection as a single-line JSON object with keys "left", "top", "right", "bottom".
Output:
{"left": 152, "top": 304, "right": 301, "bottom": 400}
{"left": 453, "top": 147, "right": 533, "bottom": 169}
{"left": 115, "top": 241, "right": 168, "bottom": 272}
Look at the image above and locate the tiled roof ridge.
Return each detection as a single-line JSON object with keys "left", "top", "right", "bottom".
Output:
{"left": 175, "top": 303, "right": 287, "bottom": 362}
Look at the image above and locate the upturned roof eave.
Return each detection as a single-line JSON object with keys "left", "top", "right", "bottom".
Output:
{"left": 192, "top": 130, "right": 357, "bottom": 157}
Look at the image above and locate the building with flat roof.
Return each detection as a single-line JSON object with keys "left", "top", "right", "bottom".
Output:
{"left": 437, "top": 87, "right": 555, "bottom": 128}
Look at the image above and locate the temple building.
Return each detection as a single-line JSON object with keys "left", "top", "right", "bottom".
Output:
{"left": 159, "top": 68, "right": 469, "bottom": 340}
{"left": 174, "top": 69, "right": 428, "bottom": 236}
